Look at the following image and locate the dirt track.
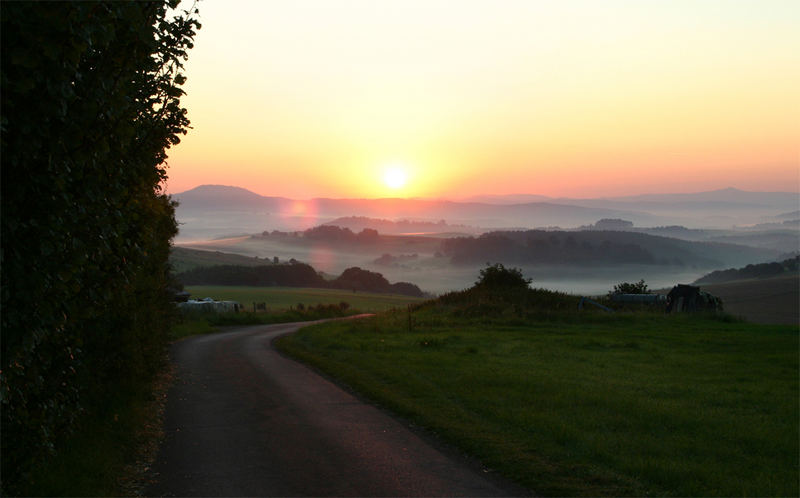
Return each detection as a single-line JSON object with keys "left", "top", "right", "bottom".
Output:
{"left": 145, "top": 321, "right": 525, "bottom": 497}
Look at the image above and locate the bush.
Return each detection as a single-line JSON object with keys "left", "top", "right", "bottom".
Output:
{"left": 610, "top": 279, "right": 650, "bottom": 295}
{"left": 474, "top": 263, "right": 531, "bottom": 290}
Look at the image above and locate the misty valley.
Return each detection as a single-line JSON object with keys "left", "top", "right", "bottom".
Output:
{"left": 6, "top": 3, "right": 799, "bottom": 496}
{"left": 172, "top": 185, "right": 798, "bottom": 296}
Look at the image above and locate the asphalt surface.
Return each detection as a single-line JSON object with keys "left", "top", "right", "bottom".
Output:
{"left": 146, "top": 320, "right": 525, "bottom": 497}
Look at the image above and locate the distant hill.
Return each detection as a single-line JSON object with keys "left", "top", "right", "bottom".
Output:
{"left": 693, "top": 256, "right": 799, "bottom": 285}
{"left": 172, "top": 184, "right": 799, "bottom": 241}
{"left": 462, "top": 188, "right": 799, "bottom": 226}
{"left": 775, "top": 210, "right": 800, "bottom": 220}
{"left": 172, "top": 184, "right": 655, "bottom": 240}
{"left": 605, "top": 187, "right": 797, "bottom": 206}
{"left": 174, "top": 184, "right": 647, "bottom": 224}
{"left": 174, "top": 184, "right": 290, "bottom": 210}
{"left": 441, "top": 230, "right": 778, "bottom": 269}
{"left": 323, "top": 216, "right": 479, "bottom": 235}
{"left": 463, "top": 187, "right": 797, "bottom": 208}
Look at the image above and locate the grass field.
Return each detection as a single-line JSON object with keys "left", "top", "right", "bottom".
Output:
{"left": 184, "top": 285, "right": 424, "bottom": 312}
{"left": 277, "top": 310, "right": 798, "bottom": 496}
{"left": 170, "top": 246, "right": 267, "bottom": 272}
{"left": 699, "top": 273, "right": 799, "bottom": 325}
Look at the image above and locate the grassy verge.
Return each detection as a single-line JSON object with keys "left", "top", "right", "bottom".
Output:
{"left": 276, "top": 309, "right": 798, "bottom": 496}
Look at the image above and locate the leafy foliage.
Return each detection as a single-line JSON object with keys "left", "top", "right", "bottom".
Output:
{"left": 610, "top": 279, "right": 650, "bottom": 295}
{"left": 176, "top": 264, "right": 425, "bottom": 297}
{"left": 302, "top": 225, "right": 380, "bottom": 244}
{"left": 0, "top": 2, "right": 199, "bottom": 492}
{"left": 420, "top": 265, "right": 579, "bottom": 322}
{"left": 178, "top": 262, "right": 327, "bottom": 287}
{"left": 474, "top": 263, "right": 531, "bottom": 290}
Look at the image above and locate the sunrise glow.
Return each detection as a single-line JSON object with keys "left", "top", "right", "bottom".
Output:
{"left": 382, "top": 164, "right": 408, "bottom": 190}
{"left": 165, "top": 0, "right": 800, "bottom": 199}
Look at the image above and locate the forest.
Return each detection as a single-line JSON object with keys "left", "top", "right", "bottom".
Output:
{"left": 441, "top": 229, "right": 774, "bottom": 268}
{"left": 177, "top": 263, "right": 425, "bottom": 297}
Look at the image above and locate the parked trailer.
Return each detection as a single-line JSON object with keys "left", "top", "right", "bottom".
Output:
{"left": 610, "top": 293, "right": 666, "bottom": 304}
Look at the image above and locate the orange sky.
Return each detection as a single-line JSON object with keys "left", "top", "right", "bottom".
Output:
{"left": 164, "top": 0, "right": 799, "bottom": 199}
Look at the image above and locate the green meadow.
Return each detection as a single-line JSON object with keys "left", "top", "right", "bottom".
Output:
{"left": 184, "top": 285, "right": 424, "bottom": 312}
{"left": 277, "top": 306, "right": 798, "bottom": 496}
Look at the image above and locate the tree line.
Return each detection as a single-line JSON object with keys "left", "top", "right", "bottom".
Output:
{"left": 442, "top": 230, "right": 659, "bottom": 266}
{"left": 439, "top": 229, "right": 766, "bottom": 268}
{"left": 260, "top": 225, "right": 380, "bottom": 244}
{"left": 177, "top": 263, "right": 425, "bottom": 297}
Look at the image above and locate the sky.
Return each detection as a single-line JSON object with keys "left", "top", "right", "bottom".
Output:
{"left": 164, "top": 0, "right": 799, "bottom": 199}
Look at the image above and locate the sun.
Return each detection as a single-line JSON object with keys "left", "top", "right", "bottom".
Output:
{"left": 382, "top": 164, "right": 408, "bottom": 190}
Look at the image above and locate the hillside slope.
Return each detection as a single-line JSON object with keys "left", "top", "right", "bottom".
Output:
{"left": 699, "top": 274, "right": 799, "bottom": 325}
{"left": 170, "top": 246, "right": 269, "bottom": 273}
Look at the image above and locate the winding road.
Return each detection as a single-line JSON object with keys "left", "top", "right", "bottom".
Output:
{"left": 146, "top": 320, "right": 525, "bottom": 497}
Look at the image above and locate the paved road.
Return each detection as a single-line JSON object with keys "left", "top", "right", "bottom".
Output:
{"left": 146, "top": 320, "right": 525, "bottom": 497}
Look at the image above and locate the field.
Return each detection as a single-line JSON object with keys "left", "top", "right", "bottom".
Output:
{"left": 277, "top": 310, "right": 798, "bottom": 496}
{"left": 184, "top": 285, "right": 424, "bottom": 312}
{"left": 699, "top": 273, "right": 799, "bottom": 325}
{"left": 170, "top": 246, "right": 267, "bottom": 272}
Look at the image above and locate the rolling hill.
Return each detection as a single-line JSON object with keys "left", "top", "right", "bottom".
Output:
{"left": 172, "top": 184, "right": 658, "bottom": 240}
{"left": 172, "top": 185, "right": 798, "bottom": 242}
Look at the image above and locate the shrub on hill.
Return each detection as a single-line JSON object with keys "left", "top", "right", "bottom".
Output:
{"left": 332, "top": 267, "right": 390, "bottom": 292}
{"left": 330, "top": 267, "right": 424, "bottom": 297}
{"left": 474, "top": 263, "right": 531, "bottom": 290}
{"left": 609, "top": 279, "right": 650, "bottom": 295}
{"left": 429, "top": 264, "right": 578, "bottom": 319}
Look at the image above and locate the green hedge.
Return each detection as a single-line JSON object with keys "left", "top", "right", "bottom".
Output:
{"left": 0, "top": 2, "right": 199, "bottom": 493}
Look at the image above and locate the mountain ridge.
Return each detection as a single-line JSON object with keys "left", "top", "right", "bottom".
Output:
{"left": 171, "top": 184, "right": 799, "bottom": 241}
{"left": 175, "top": 184, "right": 797, "bottom": 206}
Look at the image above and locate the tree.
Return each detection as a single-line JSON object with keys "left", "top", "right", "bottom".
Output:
{"left": 475, "top": 263, "right": 531, "bottom": 290}
{"left": 0, "top": 2, "right": 199, "bottom": 491}
{"left": 610, "top": 279, "right": 650, "bottom": 295}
